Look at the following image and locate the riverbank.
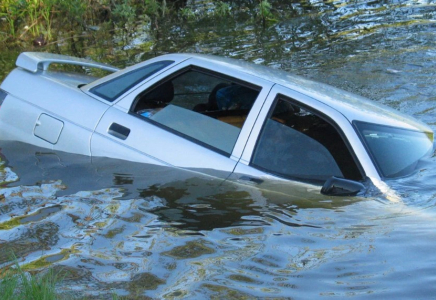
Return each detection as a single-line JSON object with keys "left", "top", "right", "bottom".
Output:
{"left": 0, "top": 0, "right": 277, "bottom": 51}
{"left": 0, "top": 0, "right": 280, "bottom": 82}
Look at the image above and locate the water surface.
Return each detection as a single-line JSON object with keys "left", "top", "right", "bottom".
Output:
{"left": 1, "top": 0, "right": 436, "bottom": 299}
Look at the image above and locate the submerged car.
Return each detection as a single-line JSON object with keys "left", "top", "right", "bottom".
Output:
{"left": 0, "top": 52, "right": 433, "bottom": 196}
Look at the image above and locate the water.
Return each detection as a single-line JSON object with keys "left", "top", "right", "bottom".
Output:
{"left": 1, "top": 0, "right": 436, "bottom": 298}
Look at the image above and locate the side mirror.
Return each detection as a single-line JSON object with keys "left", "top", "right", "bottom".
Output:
{"left": 321, "top": 176, "right": 365, "bottom": 196}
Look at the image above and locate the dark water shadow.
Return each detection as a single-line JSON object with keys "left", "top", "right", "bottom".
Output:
{"left": 0, "top": 141, "right": 366, "bottom": 233}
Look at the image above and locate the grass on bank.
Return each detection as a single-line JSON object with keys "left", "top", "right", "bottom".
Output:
{"left": 0, "top": 257, "right": 132, "bottom": 300}
{"left": 0, "top": 259, "right": 60, "bottom": 300}
{"left": 0, "top": 0, "right": 276, "bottom": 45}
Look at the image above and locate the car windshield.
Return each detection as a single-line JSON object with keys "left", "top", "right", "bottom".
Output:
{"left": 354, "top": 121, "right": 434, "bottom": 178}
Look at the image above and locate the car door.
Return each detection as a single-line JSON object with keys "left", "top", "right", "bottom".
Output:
{"left": 229, "top": 84, "right": 368, "bottom": 191}
{"left": 91, "top": 58, "right": 274, "bottom": 178}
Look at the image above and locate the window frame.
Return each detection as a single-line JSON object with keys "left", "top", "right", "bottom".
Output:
{"left": 249, "top": 93, "right": 365, "bottom": 183}
{"left": 353, "top": 120, "right": 434, "bottom": 179}
{"left": 88, "top": 60, "right": 174, "bottom": 102}
{"left": 128, "top": 65, "right": 263, "bottom": 157}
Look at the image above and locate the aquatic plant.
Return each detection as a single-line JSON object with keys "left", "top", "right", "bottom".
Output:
{"left": 112, "top": 0, "right": 136, "bottom": 25}
{"left": 145, "top": 0, "right": 163, "bottom": 17}
{"left": 215, "top": 1, "right": 231, "bottom": 17}
{"left": 179, "top": 7, "right": 197, "bottom": 21}
{"left": 142, "top": 0, "right": 170, "bottom": 31}
{"left": 0, "top": 0, "right": 27, "bottom": 38}
{"left": 0, "top": 0, "right": 238, "bottom": 48}
{"left": 0, "top": 0, "right": 170, "bottom": 43}
{"left": 0, "top": 255, "right": 61, "bottom": 300}
{"left": 258, "top": 0, "right": 273, "bottom": 27}
{"left": 56, "top": 0, "right": 88, "bottom": 28}
{"left": 0, "top": 0, "right": 57, "bottom": 41}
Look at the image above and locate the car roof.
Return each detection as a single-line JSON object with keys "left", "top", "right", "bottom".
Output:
{"left": 153, "top": 53, "right": 431, "bottom": 133}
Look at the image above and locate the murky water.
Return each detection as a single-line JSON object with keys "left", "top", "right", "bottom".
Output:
{"left": 1, "top": 0, "right": 436, "bottom": 299}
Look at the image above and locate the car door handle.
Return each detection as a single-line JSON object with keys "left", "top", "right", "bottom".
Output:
{"left": 108, "top": 123, "right": 131, "bottom": 140}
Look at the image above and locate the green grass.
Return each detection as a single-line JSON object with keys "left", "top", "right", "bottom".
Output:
{"left": 0, "top": 260, "right": 59, "bottom": 300}
{"left": 0, "top": 259, "right": 136, "bottom": 300}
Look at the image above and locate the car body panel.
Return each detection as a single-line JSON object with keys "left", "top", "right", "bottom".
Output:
{"left": 0, "top": 68, "right": 110, "bottom": 155}
{"left": 92, "top": 107, "right": 239, "bottom": 173}
{"left": 15, "top": 51, "right": 119, "bottom": 73}
{"left": 91, "top": 58, "right": 275, "bottom": 178}
{"left": 34, "top": 113, "right": 64, "bottom": 144}
{"left": 0, "top": 52, "right": 433, "bottom": 193}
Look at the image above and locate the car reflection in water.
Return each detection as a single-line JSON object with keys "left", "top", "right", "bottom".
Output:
{"left": 0, "top": 141, "right": 363, "bottom": 232}
{"left": 0, "top": 140, "right": 418, "bottom": 299}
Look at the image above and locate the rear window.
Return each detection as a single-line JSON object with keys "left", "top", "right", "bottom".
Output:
{"left": 90, "top": 60, "right": 173, "bottom": 102}
{"left": 132, "top": 68, "right": 260, "bottom": 155}
{"left": 354, "top": 121, "right": 434, "bottom": 178}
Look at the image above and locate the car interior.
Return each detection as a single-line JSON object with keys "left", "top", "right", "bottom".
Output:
{"left": 131, "top": 69, "right": 260, "bottom": 154}
{"left": 252, "top": 97, "right": 363, "bottom": 182}
{"left": 131, "top": 71, "right": 363, "bottom": 181}
{"left": 133, "top": 70, "right": 259, "bottom": 129}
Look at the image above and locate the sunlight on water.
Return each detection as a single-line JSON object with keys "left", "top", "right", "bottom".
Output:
{"left": 0, "top": 142, "right": 435, "bottom": 298}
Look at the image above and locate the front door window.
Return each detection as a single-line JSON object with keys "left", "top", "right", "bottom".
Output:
{"left": 251, "top": 96, "right": 362, "bottom": 183}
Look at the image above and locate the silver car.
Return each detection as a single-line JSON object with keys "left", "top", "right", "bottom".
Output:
{"left": 0, "top": 52, "right": 433, "bottom": 196}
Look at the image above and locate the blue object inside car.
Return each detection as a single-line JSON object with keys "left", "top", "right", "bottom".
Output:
{"left": 216, "top": 85, "right": 258, "bottom": 110}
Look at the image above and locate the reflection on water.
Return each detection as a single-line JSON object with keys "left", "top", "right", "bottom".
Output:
{"left": 1, "top": 0, "right": 436, "bottom": 298}
{"left": 0, "top": 141, "right": 436, "bottom": 298}
{"left": 0, "top": 141, "right": 367, "bottom": 298}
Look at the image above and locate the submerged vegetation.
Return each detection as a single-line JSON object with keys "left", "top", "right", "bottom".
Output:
{"left": 0, "top": 0, "right": 177, "bottom": 41}
{"left": 0, "top": 0, "right": 285, "bottom": 82}
{"left": 0, "top": 0, "right": 278, "bottom": 50}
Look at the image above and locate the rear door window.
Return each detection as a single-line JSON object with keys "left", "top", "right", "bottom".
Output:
{"left": 251, "top": 96, "right": 362, "bottom": 183}
{"left": 131, "top": 68, "right": 261, "bottom": 155}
